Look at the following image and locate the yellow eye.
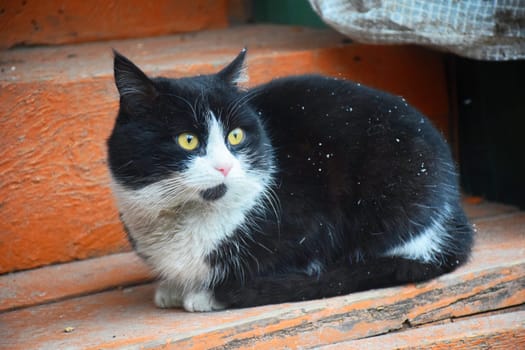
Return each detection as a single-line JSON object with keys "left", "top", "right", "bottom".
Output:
{"left": 177, "top": 133, "right": 199, "bottom": 151}
{"left": 227, "top": 128, "right": 245, "bottom": 146}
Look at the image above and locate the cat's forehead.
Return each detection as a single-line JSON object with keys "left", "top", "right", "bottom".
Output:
{"left": 160, "top": 96, "right": 229, "bottom": 129}
{"left": 156, "top": 78, "right": 251, "bottom": 130}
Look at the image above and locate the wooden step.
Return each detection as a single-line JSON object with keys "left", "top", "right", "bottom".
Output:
{"left": 321, "top": 310, "right": 525, "bottom": 349}
{"left": 0, "top": 25, "right": 451, "bottom": 274}
{"left": 0, "top": 0, "right": 230, "bottom": 49}
{"left": 0, "top": 252, "right": 152, "bottom": 312}
{"left": 1, "top": 201, "right": 523, "bottom": 349}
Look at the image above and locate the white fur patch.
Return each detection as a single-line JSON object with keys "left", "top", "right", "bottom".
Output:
{"left": 187, "top": 116, "right": 239, "bottom": 187}
{"left": 305, "top": 260, "right": 323, "bottom": 278}
{"left": 384, "top": 204, "right": 452, "bottom": 263}
{"left": 154, "top": 280, "right": 183, "bottom": 308}
{"left": 183, "top": 290, "right": 225, "bottom": 312}
{"left": 155, "top": 282, "right": 224, "bottom": 312}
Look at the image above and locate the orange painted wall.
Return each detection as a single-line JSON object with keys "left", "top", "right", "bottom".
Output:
{"left": 0, "top": 0, "right": 229, "bottom": 49}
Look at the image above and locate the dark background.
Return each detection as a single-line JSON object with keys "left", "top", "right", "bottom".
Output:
{"left": 456, "top": 59, "right": 525, "bottom": 209}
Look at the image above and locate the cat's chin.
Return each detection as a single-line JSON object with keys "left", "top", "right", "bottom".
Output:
{"left": 199, "top": 184, "right": 227, "bottom": 201}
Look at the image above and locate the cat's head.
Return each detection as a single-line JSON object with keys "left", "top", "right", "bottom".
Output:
{"left": 107, "top": 49, "right": 274, "bottom": 213}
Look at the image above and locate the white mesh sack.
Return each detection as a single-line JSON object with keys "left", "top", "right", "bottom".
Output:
{"left": 309, "top": 0, "right": 525, "bottom": 60}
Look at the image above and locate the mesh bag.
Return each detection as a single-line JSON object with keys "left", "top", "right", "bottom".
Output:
{"left": 309, "top": 0, "right": 525, "bottom": 60}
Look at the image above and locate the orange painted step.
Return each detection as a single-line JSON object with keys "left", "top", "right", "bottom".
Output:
{"left": 0, "top": 0, "right": 229, "bottom": 49}
{"left": 321, "top": 311, "right": 525, "bottom": 350}
{"left": 0, "top": 252, "right": 152, "bottom": 312}
{"left": 1, "top": 205, "right": 523, "bottom": 349}
{"left": 0, "top": 25, "right": 450, "bottom": 274}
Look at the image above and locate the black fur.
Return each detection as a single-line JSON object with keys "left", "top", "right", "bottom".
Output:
{"left": 200, "top": 184, "right": 228, "bottom": 201}
{"left": 108, "top": 50, "right": 473, "bottom": 309}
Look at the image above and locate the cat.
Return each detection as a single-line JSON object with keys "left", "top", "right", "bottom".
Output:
{"left": 107, "top": 48, "right": 473, "bottom": 312}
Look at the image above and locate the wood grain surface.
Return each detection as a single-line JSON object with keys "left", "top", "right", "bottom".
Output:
{"left": 0, "top": 0, "right": 229, "bottom": 49}
{"left": 322, "top": 310, "right": 525, "bottom": 350}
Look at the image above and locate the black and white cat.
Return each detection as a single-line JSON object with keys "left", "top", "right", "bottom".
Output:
{"left": 107, "top": 49, "right": 473, "bottom": 312}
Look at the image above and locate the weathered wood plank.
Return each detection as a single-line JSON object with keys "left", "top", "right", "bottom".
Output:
{"left": 473, "top": 212, "right": 525, "bottom": 249}
{"left": 0, "top": 0, "right": 229, "bottom": 49}
{"left": 463, "top": 198, "right": 519, "bottom": 219}
{"left": 0, "top": 229, "right": 522, "bottom": 349}
{"left": 0, "top": 252, "right": 152, "bottom": 312}
{"left": 321, "top": 310, "right": 525, "bottom": 350}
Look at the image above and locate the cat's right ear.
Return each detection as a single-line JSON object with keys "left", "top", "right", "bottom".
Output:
{"left": 113, "top": 50, "right": 158, "bottom": 107}
{"left": 217, "top": 48, "right": 248, "bottom": 86}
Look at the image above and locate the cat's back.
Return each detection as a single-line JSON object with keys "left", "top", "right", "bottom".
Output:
{"left": 248, "top": 75, "right": 458, "bottom": 224}
{"left": 249, "top": 75, "right": 443, "bottom": 146}
{"left": 248, "top": 75, "right": 452, "bottom": 172}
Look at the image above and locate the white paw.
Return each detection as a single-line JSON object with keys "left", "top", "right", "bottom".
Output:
{"left": 183, "top": 290, "right": 225, "bottom": 312}
{"left": 154, "top": 281, "right": 183, "bottom": 309}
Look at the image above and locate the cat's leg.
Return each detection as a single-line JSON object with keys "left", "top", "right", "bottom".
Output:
{"left": 154, "top": 280, "right": 184, "bottom": 308}
{"left": 155, "top": 280, "right": 225, "bottom": 312}
{"left": 214, "top": 256, "right": 459, "bottom": 309}
{"left": 182, "top": 290, "right": 225, "bottom": 312}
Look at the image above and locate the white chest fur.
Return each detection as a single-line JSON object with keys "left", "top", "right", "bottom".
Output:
{"left": 113, "top": 179, "right": 257, "bottom": 291}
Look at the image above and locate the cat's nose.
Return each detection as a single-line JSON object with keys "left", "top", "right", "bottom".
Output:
{"left": 214, "top": 164, "right": 232, "bottom": 177}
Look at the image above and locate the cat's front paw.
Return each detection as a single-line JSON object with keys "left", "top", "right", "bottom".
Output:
{"left": 154, "top": 281, "right": 183, "bottom": 309}
{"left": 183, "top": 290, "right": 225, "bottom": 312}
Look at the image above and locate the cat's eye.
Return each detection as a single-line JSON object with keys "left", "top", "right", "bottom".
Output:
{"left": 177, "top": 132, "right": 199, "bottom": 151}
{"left": 227, "top": 128, "right": 245, "bottom": 146}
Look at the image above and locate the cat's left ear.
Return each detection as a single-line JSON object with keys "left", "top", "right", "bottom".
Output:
{"left": 113, "top": 50, "right": 158, "bottom": 108}
{"left": 217, "top": 48, "right": 247, "bottom": 86}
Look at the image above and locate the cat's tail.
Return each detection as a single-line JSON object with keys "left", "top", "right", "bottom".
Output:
{"left": 214, "top": 256, "right": 452, "bottom": 309}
